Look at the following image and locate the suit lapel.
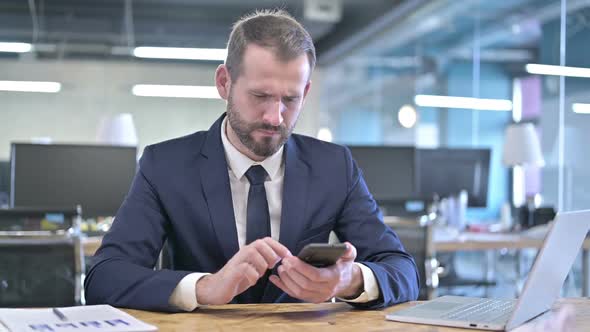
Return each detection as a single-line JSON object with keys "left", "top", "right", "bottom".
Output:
{"left": 278, "top": 137, "right": 311, "bottom": 254}
{"left": 262, "top": 137, "right": 310, "bottom": 302}
{"left": 200, "top": 114, "right": 239, "bottom": 262}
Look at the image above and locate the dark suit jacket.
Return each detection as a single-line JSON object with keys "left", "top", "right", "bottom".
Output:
{"left": 84, "top": 113, "right": 419, "bottom": 312}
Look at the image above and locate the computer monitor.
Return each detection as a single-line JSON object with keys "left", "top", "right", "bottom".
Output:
{"left": 0, "top": 160, "right": 10, "bottom": 207}
{"left": 10, "top": 143, "right": 137, "bottom": 218}
{"left": 416, "top": 148, "right": 490, "bottom": 207}
{"left": 347, "top": 146, "right": 418, "bottom": 204}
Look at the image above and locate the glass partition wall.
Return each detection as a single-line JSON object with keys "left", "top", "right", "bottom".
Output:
{"left": 319, "top": 0, "right": 587, "bottom": 220}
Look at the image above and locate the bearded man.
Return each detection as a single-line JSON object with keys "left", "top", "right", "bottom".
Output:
{"left": 85, "top": 9, "right": 419, "bottom": 312}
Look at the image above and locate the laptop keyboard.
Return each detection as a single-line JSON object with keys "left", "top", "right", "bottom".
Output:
{"left": 441, "top": 299, "right": 516, "bottom": 324}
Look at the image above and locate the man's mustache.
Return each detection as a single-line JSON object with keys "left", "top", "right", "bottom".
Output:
{"left": 253, "top": 123, "right": 286, "bottom": 133}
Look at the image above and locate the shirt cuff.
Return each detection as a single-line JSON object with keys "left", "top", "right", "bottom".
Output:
{"left": 337, "top": 262, "right": 380, "bottom": 303}
{"left": 168, "top": 272, "right": 210, "bottom": 311}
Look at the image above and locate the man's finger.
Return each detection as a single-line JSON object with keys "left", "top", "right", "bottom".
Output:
{"left": 242, "top": 262, "right": 261, "bottom": 285}
{"left": 278, "top": 265, "right": 315, "bottom": 299}
{"left": 269, "top": 275, "right": 296, "bottom": 298}
{"left": 282, "top": 262, "right": 328, "bottom": 292}
{"left": 338, "top": 242, "right": 357, "bottom": 263}
{"left": 263, "top": 237, "right": 292, "bottom": 258}
{"left": 282, "top": 256, "right": 333, "bottom": 282}
{"left": 235, "top": 262, "right": 260, "bottom": 294}
{"left": 252, "top": 239, "right": 282, "bottom": 268}
{"left": 247, "top": 250, "right": 270, "bottom": 276}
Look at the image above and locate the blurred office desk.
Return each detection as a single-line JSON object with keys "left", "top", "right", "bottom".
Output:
{"left": 434, "top": 230, "right": 590, "bottom": 297}
{"left": 84, "top": 230, "right": 589, "bottom": 254}
{"left": 120, "top": 299, "right": 589, "bottom": 331}
{"left": 83, "top": 236, "right": 102, "bottom": 257}
{"left": 82, "top": 231, "right": 590, "bottom": 296}
{"left": 435, "top": 231, "right": 546, "bottom": 252}
{"left": 80, "top": 224, "right": 561, "bottom": 256}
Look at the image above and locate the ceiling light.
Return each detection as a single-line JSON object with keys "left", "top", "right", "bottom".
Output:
{"left": 573, "top": 103, "right": 590, "bottom": 114}
{"left": 133, "top": 47, "right": 227, "bottom": 61}
{"left": 525, "top": 63, "right": 590, "bottom": 78}
{"left": 132, "top": 84, "right": 221, "bottom": 99}
{"left": 511, "top": 24, "right": 521, "bottom": 35}
{"left": 0, "top": 42, "right": 32, "bottom": 53}
{"left": 414, "top": 95, "right": 512, "bottom": 111}
{"left": 0, "top": 81, "right": 61, "bottom": 93}
{"left": 398, "top": 104, "right": 418, "bottom": 128}
{"left": 317, "top": 127, "right": 333, "bottom": 142}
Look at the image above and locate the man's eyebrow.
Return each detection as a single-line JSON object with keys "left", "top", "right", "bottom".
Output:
{"left": 248, "top": 90, "right": 301, "bottom": 98}
{"left": 248, "top": 89, "right": 270, "bottom": 95}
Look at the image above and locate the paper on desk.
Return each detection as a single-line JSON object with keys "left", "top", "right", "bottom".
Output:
{"left": 0, "top": 305, "right": 157, "bottom": 332}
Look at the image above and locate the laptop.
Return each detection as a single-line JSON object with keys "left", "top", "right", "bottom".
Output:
{"left": 386, "top": 209, "right": 590, "bottom": 331}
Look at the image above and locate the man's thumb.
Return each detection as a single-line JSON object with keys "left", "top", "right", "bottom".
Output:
{"left": 340, "top": 242, "right": 357, "bottom": 261}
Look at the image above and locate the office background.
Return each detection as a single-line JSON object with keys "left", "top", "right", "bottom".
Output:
{"left": 1, "top": 0, "right": 588, "bottom": 218}
{"left": 0, "top": 0, "right": 589, "bottom": 306}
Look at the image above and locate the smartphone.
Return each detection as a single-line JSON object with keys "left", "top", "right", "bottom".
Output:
{"left": 297, "top": 243, "right": 347, "bottom": 268}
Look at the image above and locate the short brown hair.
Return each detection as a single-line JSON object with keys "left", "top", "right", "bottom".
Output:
{"left": 225, "top": 9, "right": 316, "bottom": 81}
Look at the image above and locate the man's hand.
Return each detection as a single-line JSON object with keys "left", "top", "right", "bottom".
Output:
{"left": 268, "top": 242, "right": 364, "bottom": 303}
{"left": 196, "top": 237, "right": 291, "bottom": 305}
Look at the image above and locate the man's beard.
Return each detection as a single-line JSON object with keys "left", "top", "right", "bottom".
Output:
{"left": 226, "top": 93, "right": 294, "bottom": 158}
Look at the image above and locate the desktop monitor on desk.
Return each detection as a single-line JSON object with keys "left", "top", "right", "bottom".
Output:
{"left": 10, "top": 143, "right": 137, "bottom": 218}
{"left": 0, "top": 160, "right": 9, "bottom": 207}
{"left": 416, "top": 148, "right": 490, "bottom": 207}
{"left": 347, "top": 146, "right": 419, "bottom": 214}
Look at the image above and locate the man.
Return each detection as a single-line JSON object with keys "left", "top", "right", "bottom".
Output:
{"left": 84, "top": 9, "right": 419, "bottom": 312}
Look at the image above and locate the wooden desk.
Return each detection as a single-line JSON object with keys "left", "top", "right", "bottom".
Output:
{"left": 122, "top": 299, "right": 589, "bottom": 331}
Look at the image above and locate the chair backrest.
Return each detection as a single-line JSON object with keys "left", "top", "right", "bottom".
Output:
{"left": 0, "top": 161, "right": 9, "bottom": 207}
{"left": 0, "top": 208, "right": 84, "bottom": 307}
{"left": 385, "top": 217, "right": 437, "bottom": 300}
{"left": 155, "top": 239, "right": 172, "bottom": 270}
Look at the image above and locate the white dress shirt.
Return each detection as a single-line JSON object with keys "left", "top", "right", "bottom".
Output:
{"left": 169, "top": 117, "right": 379, "bottom": 311}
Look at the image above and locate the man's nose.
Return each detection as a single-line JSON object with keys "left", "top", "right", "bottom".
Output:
{"left": 263, "top": 100, "right": 284, "bottom": 127}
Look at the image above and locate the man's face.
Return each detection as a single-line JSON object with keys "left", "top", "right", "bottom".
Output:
{"left": 225, "top": 44, "right": 311, "bottom": 159}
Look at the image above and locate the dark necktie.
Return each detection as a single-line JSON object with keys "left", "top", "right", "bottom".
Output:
{"left": 239, "top": 165, "right": 271, "bottom": 303}
{"left": 245, "top": 165, "right": 271, "bottom": 244}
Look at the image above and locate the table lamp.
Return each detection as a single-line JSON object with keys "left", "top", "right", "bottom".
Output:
{"left": 502, "top": 123, "right": 545, "bottom": 168}
{"left": 502, "top": 123, "right": 545, "bottom": 229}
{"left": 96, "top": 113, "right": 138, "bottom": 146}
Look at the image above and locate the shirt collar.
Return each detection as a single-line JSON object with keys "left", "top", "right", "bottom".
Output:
{"left": 220, "top": 116, "right": 284, "bottom": 181}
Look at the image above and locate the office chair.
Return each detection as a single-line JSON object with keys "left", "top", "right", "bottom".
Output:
{"left": 436, "top": 252, "right": 497, "bottom": 293}
{"left": 0, "top": 160, "right": 9, "bottom": 208}
{"left": 0, "top": 208, "right": 84, "bottom": 307}
{"left": 0, "top": 192, "right": 8, "bottom": 208}
{"left": 385, "top": 217, "right": 439, "bottom": 300}
{"left": 155, "top": 239, "right": 172, "bottom": 270}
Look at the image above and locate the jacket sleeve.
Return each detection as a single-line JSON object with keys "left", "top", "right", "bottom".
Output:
{"left": 334, "top": 147, "right": 420, "bottom": 309}
{"left": 84, "top": 146, "right": 192, "bottom": 312}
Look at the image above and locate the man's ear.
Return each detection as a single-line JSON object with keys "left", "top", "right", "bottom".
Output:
{"left": 215, "top": 64, "right": 231, "bottom": 100}
{"left": 301, "top": 80, "right": 312, "bottom": 105}
{"left": 303, "top": 80, "right": 312, "bottom": 99}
